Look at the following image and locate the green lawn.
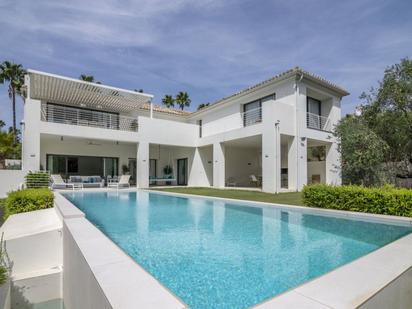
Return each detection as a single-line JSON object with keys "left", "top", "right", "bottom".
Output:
{"left": 150, "top": 187, "right": 303, "bottom": 206}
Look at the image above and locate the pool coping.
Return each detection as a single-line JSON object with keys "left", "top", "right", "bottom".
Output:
{"left": 57, "top": 188, "right": 412, "bottom": 308}
{"left": 54, "top": 191, "right": 187, "bottom": 309}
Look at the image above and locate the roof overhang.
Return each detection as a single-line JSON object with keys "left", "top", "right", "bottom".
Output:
{"left": 26, "top": 69, "right": 153, "bottom": 113}
{"left": 189, "top": 67, "right": 350, "bottom": 118}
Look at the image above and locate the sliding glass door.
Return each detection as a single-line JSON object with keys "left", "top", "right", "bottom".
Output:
{"left": 47, "top": 154, "right": 118, "bottom": 179}
{"left": 177, "top": 158, "right": 188, "bottom": 186}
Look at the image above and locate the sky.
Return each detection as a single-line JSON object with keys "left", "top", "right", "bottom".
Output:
{"left": 0, "top": 0, "right": 411, "bottom": 128}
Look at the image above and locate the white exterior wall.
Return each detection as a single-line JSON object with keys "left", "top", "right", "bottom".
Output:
{"left": 213, "top": 142, "right": 225, "bottom": 188}
{"left": 22, "top": 97, "right": 41, "bottom": 171}
{"left": 0, "top": 170, "right": 26, "bottom": 198}
{"left": 23, "top": 72, "right": 345, "bottom": 191}
{"left": 138, "top": 117, "right": 198, "bottom": 147}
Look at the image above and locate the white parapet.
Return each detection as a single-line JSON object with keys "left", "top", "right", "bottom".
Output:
{"left": 0, "top": 208, "right": 63, "bottom": 307}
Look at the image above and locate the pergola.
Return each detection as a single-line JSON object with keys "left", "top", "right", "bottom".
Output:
{"left": 26, "top": 69, "right": 154, "bottom": 116}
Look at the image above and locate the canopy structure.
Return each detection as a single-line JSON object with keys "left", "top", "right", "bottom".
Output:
{"left": 27, "top": 69, "right": 153, "bottom": 113}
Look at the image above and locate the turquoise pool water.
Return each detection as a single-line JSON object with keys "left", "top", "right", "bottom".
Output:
{"left": 63, "top": 191, "right": 412, "bottom": 309}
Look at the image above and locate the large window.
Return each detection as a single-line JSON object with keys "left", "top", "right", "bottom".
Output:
{"left": 46, "top": 103, "right": 120, "bottom": 129}
{"left": 242, "top": 93, "right": 275, "bottom": 127}
{"left": 46, "top": 154, "right": 118, "bottom": 178}
{"left": 307, "top": 97, "right": 322, "bottom": 129}
{"left": 243, "top": 100, "right": 262, "bottom": 126}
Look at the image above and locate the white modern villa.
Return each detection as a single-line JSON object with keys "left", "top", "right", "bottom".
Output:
{"left": 3, "top": 68, "right": 412, "bottom": 309}
{"left": 20, "top": 67, "right": 348, "bottom": 193}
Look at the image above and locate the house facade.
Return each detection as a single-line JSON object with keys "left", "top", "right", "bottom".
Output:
{"left": 20, "top": 67, "right": 349, "bottom": 193}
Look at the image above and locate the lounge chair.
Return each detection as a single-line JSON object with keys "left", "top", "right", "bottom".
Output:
{"left": 249, "top": 175, "right": 260, "bottom": 187}
{"left": 51, "top": 174, "right": 82, "bottom": 190}
{"left": 108, "top": 175, "right": 131, "bottom": 189}
{"left": 226, "top": 177, "right": 237, "bottom": 187}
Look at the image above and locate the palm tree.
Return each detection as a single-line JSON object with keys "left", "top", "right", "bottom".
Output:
{"left": 197, "top": 103, "right": 210, "bottom": 110}
{"left": 79, "top": 74, "right": 95, "bottom": 82}
{"left": 162, "top": 95, "right": 175, "bottom": 108}
{"left": 0, "top": 61, "right": 26, "bottom": 139}
{"left": 175, "top": 91, "right": 191, "bottom": 111}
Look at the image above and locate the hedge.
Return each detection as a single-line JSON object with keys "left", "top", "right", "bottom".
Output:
{"left": 302, "top": 184, "right": 412, "bottom": 217}
{"left": 25, "top": 171, "right": 50, "bottom": 188}
{"left": 4, "top": 188, "right": 54, "bottom": 219}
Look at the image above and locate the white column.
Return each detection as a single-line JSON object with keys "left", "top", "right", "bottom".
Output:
{"left": 261, "top": 99, "right": 281, "bottom": 193}
{"left": 297, "top": 137, "right": 307, "bottom": 190}
{"left": 295, "top": 81, "right": 308, "bottom": 191}
{"left": 137, "top": 141, "right": 149, "bottom": 188}
{"left": 326, "top": 142, "right": 341, "bottom": 185}
{"left": 287, "top": 137, "right": 297, "bottom": 191}
{"left": 213, "top": 142, "right": 225, "bottom": 188}
{"left": 22, "top": 96, "right": 41, "bottom": 172}
{"left": 262, "top": 125, "right": 281, "bottom": 193}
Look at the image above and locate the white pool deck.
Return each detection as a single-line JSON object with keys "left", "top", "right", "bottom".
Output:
{"left": 16, "top": 188, "right": 412, "bottom": 308}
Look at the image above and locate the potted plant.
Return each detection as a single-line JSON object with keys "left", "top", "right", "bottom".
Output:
{"left": 121, "top": 164, "right": 130, "bottom": 175}
{"left": 163, "top": 165, "right": 173, "bottom": 185}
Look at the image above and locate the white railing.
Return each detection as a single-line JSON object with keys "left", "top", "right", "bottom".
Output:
{"left": 241, "top": 107, "right": 262, "bottom": 127}
{"left": 306, "top": 112, "right": 331, "bottom": 132}
{"left": 41, "top": 103, "right": 138, "bottom": 132}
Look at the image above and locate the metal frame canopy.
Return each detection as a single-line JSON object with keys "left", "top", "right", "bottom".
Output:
{"left": 27, "top": 69, "right": 154, "bottom": 113}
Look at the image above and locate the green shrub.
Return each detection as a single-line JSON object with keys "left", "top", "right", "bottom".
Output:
{"left": 302, "top": 184, "right": 412, "bottom": 217}
{"left": 0, "top": 266, "right": 7, "bottom": 285}
{"left": 25, "top": 171, "right": 50, "bottom": 188}
{"left": 5, "top": 188, "right": 54, "bottom": 219}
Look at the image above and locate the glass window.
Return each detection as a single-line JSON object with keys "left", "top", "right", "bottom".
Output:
{"left": 261, "top": 94, "right": 276, "bottom": 103}
{"left": 307, "top": 97, "right": 321, "bottom": 115}
{"left": 243, "top": 100, "right": 262, "bottom": 126}
{"left": 67, "top": 157, "right": 79, "bottom": 173}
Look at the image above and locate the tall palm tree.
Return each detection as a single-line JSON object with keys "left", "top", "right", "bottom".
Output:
{"left": 79, "top": 74, "right": 95, "bottom": 82}
{"left": 175, "top": 91, "right": 191, "bottom": 111}
{"left": 197, "top": 103, "right": 210, "bottom": 110}
{"left": 0, "top": 61, "right": 26, "bottom": 139}
{"left": 162, "top": 95, "right": 175, "bottom": 108}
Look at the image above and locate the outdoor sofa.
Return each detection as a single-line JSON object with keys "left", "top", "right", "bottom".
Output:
{"left": 68, "top": 176, "right": 105, "bottom": 188}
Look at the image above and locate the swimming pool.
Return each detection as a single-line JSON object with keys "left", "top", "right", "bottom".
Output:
{"left": 63, "top": 191, "right": 412, "bottom": 309}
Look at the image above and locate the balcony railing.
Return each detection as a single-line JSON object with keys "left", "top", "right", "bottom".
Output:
{"left": 306, "top": 112, "right": 331, "bottom": 132}
{"left": 241, "top": 107, "right": 262, "bottom": 127}
{"left": 41, "top": 103, "right": 138, "bottom": 132}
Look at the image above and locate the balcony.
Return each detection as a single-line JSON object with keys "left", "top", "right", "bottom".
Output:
{"left": 242, "top": 107, "right": 262, "bottom": 127}
{"left": 41, "top": 103, "right": 138, "bottom": 132}
{"left": 306, "top": 112, "right": 332, "bottom": 132}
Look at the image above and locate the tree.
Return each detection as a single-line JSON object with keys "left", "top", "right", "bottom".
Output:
{"left": 162, "top": 95, "right": 175, "bottom": 108}
{"left": 0, "top": 121, "right": 21, "bottom": 168}
{"left": 360, "top": 58, "right": 412, "bottom": 175}
{"left": 197, "top": 103, "right": 210, "bottom": 110}
{"left": 175, "top": 91, "right": 191, "bottom": 110}
{"left": 335, "top": 58, "right": 412, "bottom": 186}
{"left": 334, "top": 115, "right": 389, "bottom": 186}
{"left": 79, "top": 74, "right": 101, "bottom": 84}
{"left": 0, "top": 61, "right": 26, "bottom": 139}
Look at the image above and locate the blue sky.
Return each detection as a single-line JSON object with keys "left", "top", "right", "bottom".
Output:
{"left": 0, "top": 0, "right": 411, "bottom": 128}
